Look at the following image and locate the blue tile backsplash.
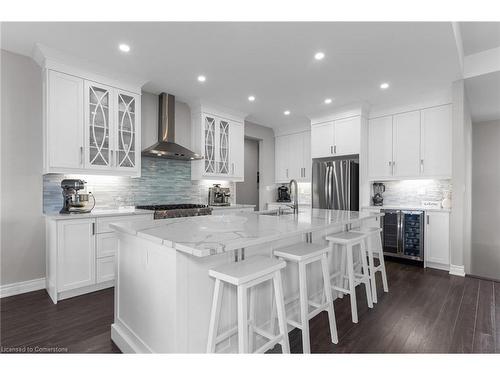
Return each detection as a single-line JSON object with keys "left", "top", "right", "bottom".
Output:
{"left": 43, "top": 157, "right": 234, "bottom": 213}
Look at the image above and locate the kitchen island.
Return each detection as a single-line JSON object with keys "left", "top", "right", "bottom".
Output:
{"left": 110, "top": 209, "right": 383, "bottom": 353}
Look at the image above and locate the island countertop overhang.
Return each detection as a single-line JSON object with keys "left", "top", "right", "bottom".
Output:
{"left": 110, "top": 209, "right": 384, "bottom": 258}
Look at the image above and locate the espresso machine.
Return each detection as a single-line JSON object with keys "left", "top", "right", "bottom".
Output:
{"left": 60, "top": 179, "right": 96, "bottom": 214}
{"left": 208, "top": 184, "right": 231, "bottom": 206}
{"left": 277, "top": 185, "right": 291, "bottom": 202}
{"left": 372, "top": 182, "right": 386, "bottom": 206}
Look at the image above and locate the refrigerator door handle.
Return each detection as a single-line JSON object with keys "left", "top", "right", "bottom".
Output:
{"left": 324, "top": 164, "right": 329, "bottom": 209}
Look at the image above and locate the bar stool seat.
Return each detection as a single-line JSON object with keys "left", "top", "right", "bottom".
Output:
{"left": 326, "top": 231, "right": 373, "bottom": 324}
{"left": 274, "top": 242, "right": 338, "bottom": 353}
{"left": 349, "top": 227, "right": 389, "bottom": 303}
{"left": 207, "top": 256, "right": 290, "bottom": 354}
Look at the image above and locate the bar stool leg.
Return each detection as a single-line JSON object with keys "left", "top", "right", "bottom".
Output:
{"left": 298, "top": 262, "right": 311, "bottom": 353}
{"left": 237, "top": 284, "right": 249, "bottom": 353}
{"left": 366, "top": 241, "right": 378, "bottom": 304}
{"left": 338, "top": 244, "right": 346, "bottom": 299}
{"left": 248, "top": 287, "right": 256, "bottom": 352}
{"left": 321, "top": 253, "right": 338, "bottom": 344}
{"left": 346, "top": 244, "right": 358, "bottom": 323}
{"left": 207, "top": 279, "right": 224, "bottom": 353}
{"left": 359, "top": 241, "right": 374, "bottom": 308}
{"left": 273, "top": 270, "right": 290, "bottom": 354}
{"left": 380, "top": 252, "right": 389, "bottom": 293}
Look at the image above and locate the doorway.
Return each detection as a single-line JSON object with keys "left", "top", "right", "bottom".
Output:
{"left": 236, "top": 138, "right": 259, "bottom": 210}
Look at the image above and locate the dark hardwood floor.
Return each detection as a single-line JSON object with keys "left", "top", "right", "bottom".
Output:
{"left": 1, "top": 261, "right": 499, "bottom": 353}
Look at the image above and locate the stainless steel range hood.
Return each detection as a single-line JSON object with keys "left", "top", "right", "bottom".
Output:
{"left": 142, "top": 93, "right": 202, "bottom": 161}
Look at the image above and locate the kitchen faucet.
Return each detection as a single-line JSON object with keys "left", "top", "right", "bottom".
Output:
{"left": 287, "top": 179, "right": 299, "bottom": 215}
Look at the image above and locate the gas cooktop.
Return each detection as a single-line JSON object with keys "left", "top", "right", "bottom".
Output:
{"left": 135, "top": 204, "right": 212, "bottom": 219}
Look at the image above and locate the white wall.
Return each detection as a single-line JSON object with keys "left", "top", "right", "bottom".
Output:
{"left": 1, "top": 49, "right": 45, "bottom": 285}
{"left": 243, "top": 121, "right": 275, "bottom": 210}
{"left": 471, "top": 119, "right": 500, "bottom": 279}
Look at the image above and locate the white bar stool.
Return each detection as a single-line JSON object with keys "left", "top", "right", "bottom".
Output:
{"left": 326, "top": 231, "right": 373, "bottom": 324}
{"left": 207, "top": 255, "right": 290, "bottom": 354}
{"left": 351, "top": 228, "right": 389, "bottom": 303}
{"left": 273, "top": 242, "right": 338, "bottom": 354}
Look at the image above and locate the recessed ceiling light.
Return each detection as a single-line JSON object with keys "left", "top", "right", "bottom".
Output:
{"left": 197, "top": 75, "right": 206, "bottom": 82}
{"left": 314, "top": 52, "right": 325, "bottom": 60}
{"left": 119, "top": 44, "right": 130, "bottom": 53}
{"left": 284, "top": 110, "right": 291, "bottom": 116}
{"left": 324, "top": 98, "right": 333, "bottom": 104}
{"left": 248, "top": 95, "right": 255, "bottom": 102}
{"left": 380, "top": 82, "right": 390, "bottom": 89}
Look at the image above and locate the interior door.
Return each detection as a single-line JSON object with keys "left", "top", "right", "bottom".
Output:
{"left": 393, "top": 111, "right": 421, "bottom": 177}
{"left": 368, "top": 116, "right": 393, "bottom": 179}
{"left": 334, "top": 117, "right": 360, "bottom": 156}
{"left": 311, "top": 122, "right": 335, "bottom": 158}
{"left": 421, "top": 105, "right": 452, "bottom": 177}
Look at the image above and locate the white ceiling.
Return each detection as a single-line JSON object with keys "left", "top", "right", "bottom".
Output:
{"left": 465, "top": 71, "right": 500, "bottom": 123}
{"left": 460, "top": 22, "right": 500, "bottom": 56}
{"left": 1, "top": 22, "right": 462, "bottom": 130}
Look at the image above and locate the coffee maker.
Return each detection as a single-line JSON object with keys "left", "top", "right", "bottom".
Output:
{"left": 60, "top": 179, "right": 96, "bottom": 214}
{"left": 372, "top": 182, "right": 385, "bottom": 206}
{"left": 277, "top": 185, "right": 291, "bottom": 202}
{"left": 208, "top": 184, "right": 231, "bottom": 206}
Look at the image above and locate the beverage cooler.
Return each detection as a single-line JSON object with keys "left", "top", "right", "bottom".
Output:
{"left": 380, "top": 209, "right": 424, "bottom": 261}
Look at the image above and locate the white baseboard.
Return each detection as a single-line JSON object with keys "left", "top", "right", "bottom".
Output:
{"left": 0, "top": 277, "right": 46, "bottom": 298}
{"left": 449, "top": 264, "right": 466, "bottom": 277}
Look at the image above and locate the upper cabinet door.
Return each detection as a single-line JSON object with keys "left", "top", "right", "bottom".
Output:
{"left": 368, "top": 116, "right": 393, "bottom": 179}
{"left": 302, "top": 131, "right": 312, "bottom": 181}
{"left": 393, "top": 111, "right": 421, "bottom": 177}
{"left": 115, "top": 90, "right": 140, "bottom": 172}
{"left": 47, "top": 71, "right": 84, "bottom": 170}
{"left": 229, "top": 121, "right": 245, "bottom": 178}
{"left": 218, "top": 118, "right": 230, "bottom": 175}
{"left": 85, "top": 81, "right": 113, "bottom": 170}
{"left": 334, "top": 117, "right": 361, "bottom": 156}
{"left": 203, "top": 114, "right": 217, "bottom": 174}
{"left": 275, "top": 135, "right": 290, "bottom": 182}
{"left": 420, "top": 105, "right": 452, "bottom": 177}
{"left": 311, "top": 122, "right": 335, "bottom": 158}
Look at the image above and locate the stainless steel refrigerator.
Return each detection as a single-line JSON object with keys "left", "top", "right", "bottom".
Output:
{"left": 312, "top": 158, "right": 359, "bottom": 210}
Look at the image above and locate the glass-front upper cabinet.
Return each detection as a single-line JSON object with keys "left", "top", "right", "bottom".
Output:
{"left": 218, "top": 119, "right": 230, "bottom": 175}
{"left": 115, "top": 90, "right": 139, "bottom": 170}
{"left": 204, "top": 115, "right": 216, "bottom": 174}
{"left": 85, "top": 82, "right": 112, "bottom": 169}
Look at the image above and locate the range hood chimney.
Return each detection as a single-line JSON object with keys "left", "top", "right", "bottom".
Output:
{"left": 142, "top": 93, "right": 202, "bottom": 161}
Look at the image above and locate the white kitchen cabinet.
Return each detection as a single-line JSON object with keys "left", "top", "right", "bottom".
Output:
{"left": 392, "top": 111, "right": 421, "bottom": 177}
{"left": 420, "top": 105, "right": 452, "bottom": 177}
{"left": 45, "top": 71, "right": 84, "bottom": 171}
{"left": 311, "top": 122, "right": 335, "bottom": 158}
{"left": 368, "top": 116, "right": 393, "bottom": 179}
{"left": 43, "top": 70, "right": 142, "bottom": 176}
{"left": 275, "top": 130, "right": 311, "bottom": 183}
{"left": 425, "top": 211, "right": 450, "bottom": 270}
{"left": 311, "top": 117, "right": 361, "bottom": 159}
{"left": 57, "top": 219, "right": 96, "bottom": 292}
{"left": 46, "top": 213, "right": 152, "bottom": 303}
{"left": 367, "top": 104, "right": 452, "bottom": 180}
{"left": 229, "top": 121, "right": 245, "bottom": 178}
{"left": 191, "top": 110, "right": 245, "bottom": 181}
{"left": 334, "top": 117, "right": 361, "bottom": 156}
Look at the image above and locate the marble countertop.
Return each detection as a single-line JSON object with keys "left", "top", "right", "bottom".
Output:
{"left": 362, "top": 205, "right": 451, "bottom": 213}
{"left": 44, "top": 207, "right": 154, "bottom": 220}
{"left": 210, "top": 204, "right": 256, "bottom": 210}
{"left": 110, "top": 208, "right": 383, "bottom": 258}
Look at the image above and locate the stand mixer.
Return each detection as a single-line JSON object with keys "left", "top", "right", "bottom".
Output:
{"left": 60, "top": 179, "right": 96, "bottom": 214}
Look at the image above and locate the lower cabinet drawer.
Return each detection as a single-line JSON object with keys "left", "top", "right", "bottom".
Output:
{"left": 97, "top": 256, "right": 115, "bottom": 283}
{"left": 97, "top": 232, "right": 118, "bottom": 258}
